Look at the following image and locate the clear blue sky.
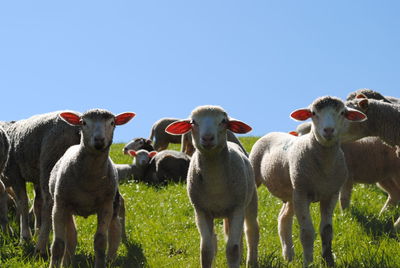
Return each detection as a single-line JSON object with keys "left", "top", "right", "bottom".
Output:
{"left": 1, "top": 1, "right": 399, "bottom": 142}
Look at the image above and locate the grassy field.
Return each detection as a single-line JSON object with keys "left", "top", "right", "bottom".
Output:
{"left": 1, "top": 137, "right": 400, "bottom": 267}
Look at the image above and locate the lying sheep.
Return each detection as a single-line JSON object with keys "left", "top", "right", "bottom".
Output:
{"left": 250, "top": 96, "right": 366, "bottom": 266}
{"left": 346, "top": 88, "right": 400, "bottom": 105}
{"left": 142, "top": 150, "right": 191, "bottom": 184}
{"left": 293, "top": 127, "right": 400, "bottom": 213}
{"left": 115, "top": 149, "right": 157, "bottom": 182}
{"left": 166, "top": 105, "right": 259, "bottom": 268}
{"left": 47, "top": 109, "right": 134, "bottom": 267}
{"left": 149, "top": 118, "right": 182, "bottom": 151}
{"left": 122, "top": 137, "right": 154, "bottom": 155}
{"left": 1, "top": 112, "right": 80, "bottom": 244}
{"left": 181, "top": 130, "right": 248, "bottom": 157}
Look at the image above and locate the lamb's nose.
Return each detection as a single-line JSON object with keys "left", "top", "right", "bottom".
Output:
{"left": 201, "top": 135, "right": 214, "bottom": 143}
{"left": 323, "top": 127, "right": 334, "bottom": 136}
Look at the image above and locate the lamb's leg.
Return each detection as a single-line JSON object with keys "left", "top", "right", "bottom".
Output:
{"left": 15, "top": 182, "right": 32, "bottom": 242}
{"left": 107, "top": 214, "right": 121, "bottom": 261}
{"left": 35, "top": 190, "right": 54, "bottom": 256}
{"left": 62, "top": 215, "right": 77, "bottom": 267}
{"left": 195, "top": 210, "right": 216, "bottom": 268}
{"left": 226, "top": 209, "right": 245, "bottom": 268}
{"left": 0, "top": 184, "right": 8, "bottom": 233}
{"left": 33, "top": 184, "right": 43, "bottom": 235}
{"left": 319, "top": 196, "right": 337, "bottom": 267}
{"left": 244, "top": 191, "right": 259, "bottom": 267}
{"left": 118, "top": 195, "right": 127, "bottom": 243}
{"left": 278, "top": 201, "right": 294, "bottom": 261}
{"left": 49, "top": 203, "right": 68, "bottom": 268}
{"left": 293, "top": 191, "right": 314, "bottom": 267}
{"left": 94, "top": 201, "right": 113, "bottom": 268}
{"left": 378, "top": 179, "right": 400, "bottom": 215}
{"left": 339, "top": 177, "right": 353, "bottom": 210}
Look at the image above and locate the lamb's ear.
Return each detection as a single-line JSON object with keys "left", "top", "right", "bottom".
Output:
{"left": 128, "top": 150, "right": 137, "bottom": 157}
{"left": 148, "top": 151, "right": 157, "bottom": 158}
{"left": 59, "top": 112, "right": 82, "bottom": 126}
{"left": 165, "top": 120, "right": 192, "bottom": 135}
{"left": 345, "top": 108, "right": 367, "bottom": 122}
{"left": 228, "top": 120, "right": 252, "bottom": 134}
{"left": 115, "top": 112, "right": 136, "bottom": 125}
{"left": 290, "top": 109, "right": 312, "bottom": 121}
{"left": 289, "top": 131, "right": 299, "bottom": 136}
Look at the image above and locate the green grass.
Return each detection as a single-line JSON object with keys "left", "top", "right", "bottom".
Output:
{"left": 1, "top": 137, "right": 400, "bottom": 267}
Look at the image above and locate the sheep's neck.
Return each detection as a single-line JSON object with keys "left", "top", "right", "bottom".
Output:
{"left": 308, "top": 134, "right": 341, "bottom": 170}
{"left": 198, "top": 146, "right": 228, "bottom": 179}
{"left": 367, "top": 102, "right": 400, "bottom": 146}
{"left": 77, "top": 145, "right": 110, "bottom": 176}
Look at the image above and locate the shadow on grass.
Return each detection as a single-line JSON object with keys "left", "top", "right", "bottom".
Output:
{"left": 349, "top": 206, "right": 398, "bottom": 239}
{"left": 73, "top": 240, "right": 147, "bottom": 268}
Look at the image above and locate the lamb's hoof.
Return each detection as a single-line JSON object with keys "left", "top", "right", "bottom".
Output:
{"left": 322, "top": 251, "right": 335, "bottom": 267}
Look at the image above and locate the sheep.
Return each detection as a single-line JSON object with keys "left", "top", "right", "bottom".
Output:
{"left": 115, "top": 149, "right": 157, "bottom": 182}
{"left": 0, "top": 125, "right": 10, "bottom": 233}
{"left": 140, "top": 150, "right": 191, "bottom": 184}
{"left": 166, "top": 105, "right": 259, "bottom": 268}
{"left": 47, "top": 109, "right": 134, "bottom": 268}
{"left": 181, "top": 130, "right": 248, "bottom": 157}
{"left": 122, "top": 137, "right": 154, "bottom": 155}
{"left": 0, "top": 112, "right": 80, "bottom": 244}
{"left": 344, "top": 93, "right": 400, "bottom": 146}
{"left": 293, "top": 127, "right": 400, "bottom": 214}
{"left": 249, "top": 96, "right": 367, "bottom": 267}
{"left": 149, "top": 118, "right": 182, "bottom": 151}
{"left": 346, "top": 88, "right": 400, "bottom": 105}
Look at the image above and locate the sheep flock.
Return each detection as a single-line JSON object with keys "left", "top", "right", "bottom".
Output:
{"left": 0, "top": 88, "right": 400, "bottom": 267}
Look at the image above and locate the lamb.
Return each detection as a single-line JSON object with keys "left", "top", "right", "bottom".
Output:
{"left": 346, "top": 88, "right": 400, "bottom": 105}
{"left": 1, "top": 112, "right": 80, "bottom": 244}
{"left": 122, "top": 137, "right": 154, "bottom": 155}
{"left": 181, "top": 130, "right": 248, "bottom": 157}
{"left": 249, "top": 96, "right": 366, "bottom": 266}
{"left": 293, "top": 126, "right": 400, "bottom": 214}
{"left": 115, "top": 149, "right": 157, "bottom": 182}
{"left": 149, "top": 118, "right": 182, "bottom": 151}
{"left": 47, "top": 109, "right": 134, "bottom": 268}
{"left": 0, "top": 125, "right": 10, "bottom": 233}
{"left": 166, "top": 105, "right": 259, "bottom": 268}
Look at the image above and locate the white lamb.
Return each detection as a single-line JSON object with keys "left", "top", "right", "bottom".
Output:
{"left": 249, "top": 96, "right": 366, "bottom": 267}
{"left": 166, "top": 105, "right": 259, "bottom": 268}
{"left": 48, "top": 109, "right": 135, "bottom": 268}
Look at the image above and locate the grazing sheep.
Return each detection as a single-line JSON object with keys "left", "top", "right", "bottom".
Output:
{"left": 122, "top": 137, "right": 154, "bottom": 155}
{"left": 149, "top": 118, "right": 182, "bottom": 151}
{"left": 1, "top": 112, "right": 80, "bottom": 243}
{"left": 181, "top": 130, "right": 248, "bottom": 157}
{"left": 141, "top": 150, "right": 191, "bottom": 184}
{"left": 293, "top": 127, "right": 400, "bottom": 214}
{"left": 47, "top": 109, "right": 134, "bottom": 268}
{"left": 250, "top": 96, "right": 366, "bottom": 266}
{"left": 115, "top": 149, "right": 157, "bottom": 182}
{"left": 166, "top": 105, "right": 259, "bottom": 268}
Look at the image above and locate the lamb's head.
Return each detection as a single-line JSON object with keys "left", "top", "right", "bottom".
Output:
{"left": 128, "top": 149, "right": 157, "bottom": 166}
{"left": 60, "top": 109, "right": 135, "bottom": 152}
{"left": 123, "top": 138, "right": 152, "bottom": 155}
{"left": 291, "top": 96, "right": 367, "bottom": 146}
{"left": 165, "top": 105, "right": 251, "bottom": 153}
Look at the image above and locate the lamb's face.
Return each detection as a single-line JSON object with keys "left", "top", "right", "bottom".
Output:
{"left": 81, "top": 112, "right": 116, "bottom": 151}
{"left": 190, "top": 107, "right": 229, "bottom": 152}
{"left": 123, "top": 138, "right": 146, "bottom": 154}
{"left": 135, "top": 150, "right": 152, "bottom": 166}
{"left": 311, "top": 104, "right": 346, "bottom": 146}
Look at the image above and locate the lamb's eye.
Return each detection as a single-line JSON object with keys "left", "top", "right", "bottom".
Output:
{"left": 221, "top": 118, "right": 227, "bottom": 124}
{"left": 81, "top": 120, "right": 86, "bottom": 126}
{"left": 111, "top": 121, "right": 115, "bottom": 126}
{"left": 312, "top": 112, "right": 316, "bottom": 116}
{"left": 191, "top": 120, "right": 197, "bottom": 126}
{"left": 341, "top": 111, "right": 345, "bottom": 116}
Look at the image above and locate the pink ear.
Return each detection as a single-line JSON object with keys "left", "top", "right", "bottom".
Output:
{"left": 290, "top": 109, "right": 312, "bottom": 121}
{"left": 289, "top": 131, "right": 299, "bottom": 136}
{"left": 165, "top": 120, "right": 192, "bottom": 135}
{"left": 228, "top": 120, "right": 252, "bottom": 134}
{"left": 148, "top": 151, "right": 157, "bottom": 158}
{"left": 59, "top": 112, "right": 82, "bottom": 126}
{"left": 128, "top": 150, "right": 137, "bottom": 157}
{"left": 345, "top": 108, "right": 367, "bottom": 122}
{"left": 115, "top": 112, "right": 136, "bottom": 125}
